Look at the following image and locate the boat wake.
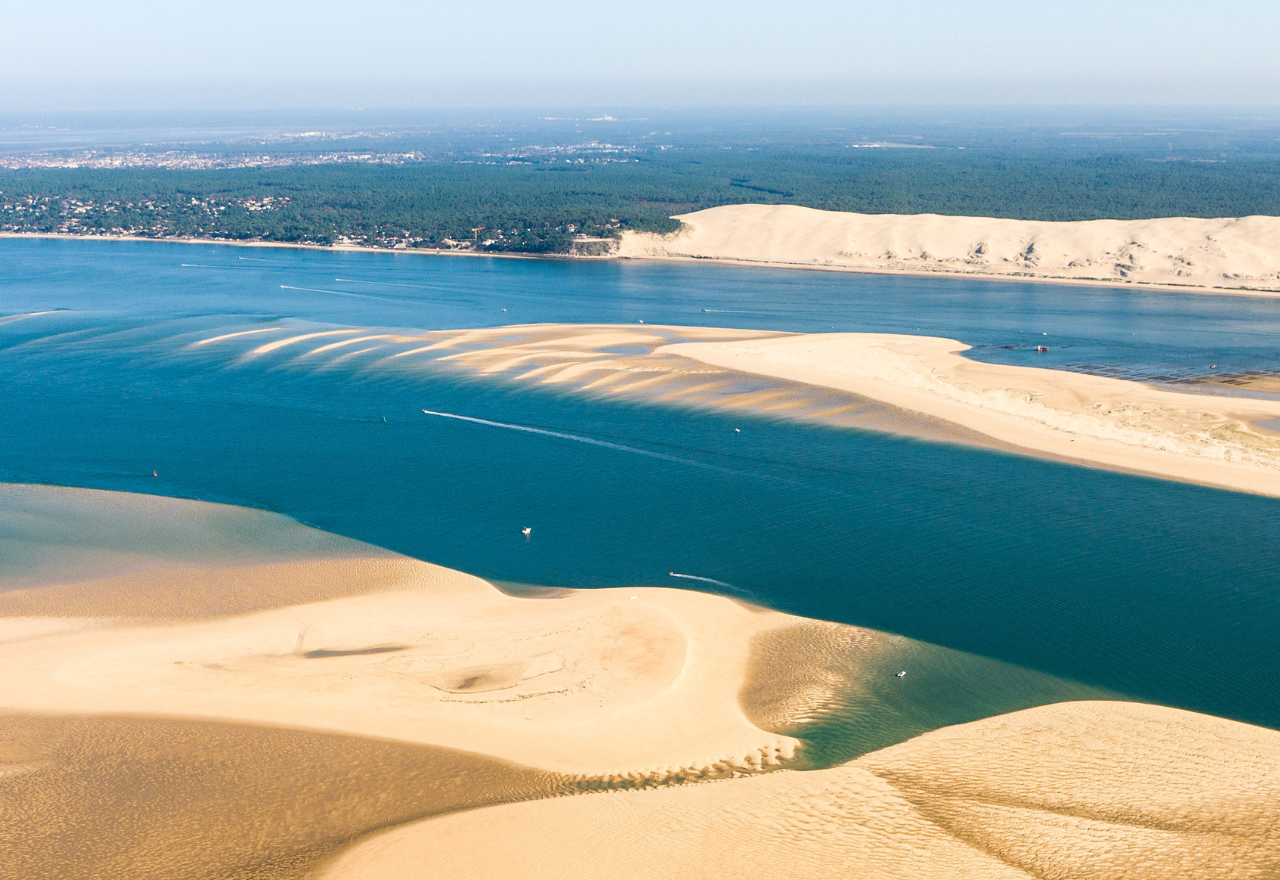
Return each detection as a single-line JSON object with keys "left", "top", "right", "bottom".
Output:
{"left": 420, "top": 409, "right": 727, "bottom": 473}
{"left": 667, "top": 572, "right": 737, "bottom": 589}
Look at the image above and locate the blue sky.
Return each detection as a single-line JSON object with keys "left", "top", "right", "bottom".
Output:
{"left": 5, "top": 0, "right": 1279, "bottom": 110}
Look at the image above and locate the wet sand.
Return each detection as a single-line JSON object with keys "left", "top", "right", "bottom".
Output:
{"left": 0, "top": 714, "right": 570, "bottom": 880}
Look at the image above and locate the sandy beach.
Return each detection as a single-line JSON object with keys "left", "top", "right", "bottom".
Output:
{"left": 11, "top": 204, "right": 1280, "bottom": 297}
{"left": 3, "top": 483, "right": 1280, "bottom": 879}
{"left": 619, "top": 204, "right": 1280, "bottom": 294}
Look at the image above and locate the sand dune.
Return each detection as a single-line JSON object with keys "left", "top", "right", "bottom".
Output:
{"left": 323, "top": 701, "right": 1280, "bottom": 880}
{"left": 618, "top": 204, "right": 1280, "bottom": 293}
{"left": 663, "top": 332, "right": 1280, "bottom": 496}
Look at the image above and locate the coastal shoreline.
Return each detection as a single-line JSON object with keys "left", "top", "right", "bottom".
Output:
{"left": 619, "top": 205, "right": 1280, "bottom": 297}
{"left": 621, "top": 250, "right": 1280, "bottom": 298}
{"left": 5, "top": 228, "right": 1279, "bottom": 298}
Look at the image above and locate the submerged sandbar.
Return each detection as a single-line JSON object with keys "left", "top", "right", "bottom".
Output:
{"left": 398, "top": 323, "right": 1280, "bottom": 497}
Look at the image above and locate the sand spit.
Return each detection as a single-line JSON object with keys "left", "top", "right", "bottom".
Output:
{"left": 0, "top": 483, "right": 805, "bottom": 877}
{"left": 324, "top": 701, "right": 1280, "bottom": 880}
{"left": 663, "top": 332, "right": 1280, "bottom": 497}
{"left": 403, "top": 323, "right": 1026, "bottom": 449}
{"left": 8, "top": 484, "right": 1280, "bottom": 879}
{"left": 618, "top": 204, "right": 1280, "bottom": 294}
{"left": 396, "top": 324, "right": 1280, "bottom": 496}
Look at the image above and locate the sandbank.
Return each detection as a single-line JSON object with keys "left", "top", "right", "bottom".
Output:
{"left": 0, "top": 485, "right": 799, "bottom": 782}
{"left": 380, "top": 323, "right": 1280, "bottom": 497}
{"left": 618, "top": 204, "right": 1280, "bottom": 295}
{"left": 661, "top": 332, "right": 1280, "bottom": 497}
{"left": 0, "top": 483, "right": 802, "bottom": 876}
{"left": 384, "top": 323, "right": 1025, "bottom": 449}
{"left": 324, "top": 700, "right": 1280, "bottom": 880}
{"left": 6, "top": 484, "right": 1280, "bottom": 879}
{"left": 0, "top": 567, "right": 797, "bottom": 785}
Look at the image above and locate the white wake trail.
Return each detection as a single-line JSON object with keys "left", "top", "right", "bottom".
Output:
{"left": 667, "top": 572, "right": 738, "bottom": 589}
{"left": 420, "top": 409, "right": 722, "bottom": 471}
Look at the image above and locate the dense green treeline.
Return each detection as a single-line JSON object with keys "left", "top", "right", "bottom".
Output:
{"left": 3, "top": 150, "right": 1278, "bottom": 253}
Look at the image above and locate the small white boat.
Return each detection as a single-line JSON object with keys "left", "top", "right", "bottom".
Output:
{"left": 521, "top": 527, "right": 532, "bottom": 536}
{"left": 895, "top": 670, "right": 906, "bottom": 678}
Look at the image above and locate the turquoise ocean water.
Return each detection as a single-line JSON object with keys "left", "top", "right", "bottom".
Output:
{"left": 2, "top": 238, "right": 1279, "bottom": 755}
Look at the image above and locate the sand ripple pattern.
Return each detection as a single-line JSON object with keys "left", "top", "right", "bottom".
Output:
{"left": 325, "top": 701, "right": 1280, "bottom": 880}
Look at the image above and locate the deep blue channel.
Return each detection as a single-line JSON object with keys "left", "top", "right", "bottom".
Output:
{"left": 2, "top": 238, "right": 1279, "bottom": 730}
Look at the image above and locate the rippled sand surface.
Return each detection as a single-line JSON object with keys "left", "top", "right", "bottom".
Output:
{"left": 324, "top": 702, "right": 1280, "bottom": 880}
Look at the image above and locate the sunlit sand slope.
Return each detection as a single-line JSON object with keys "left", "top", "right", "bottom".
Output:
{"left": 324, "top": 701, "right": 1280, "bottom": 880}
{"left": 0, "top": 576, "right": 798, "bottom": 781}
{"left": 618, "top": 204, "right": 1280, "bottom": 293}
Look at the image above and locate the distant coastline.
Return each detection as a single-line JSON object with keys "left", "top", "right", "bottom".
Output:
{"left": 0, "top": 231, "right": 556, "bottom": 262}
{"left": 5, "top": 223, "right": 1280, "bottom": 298}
